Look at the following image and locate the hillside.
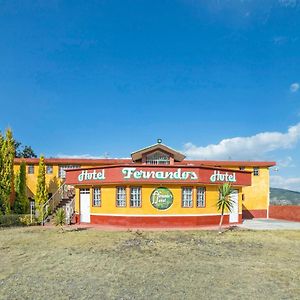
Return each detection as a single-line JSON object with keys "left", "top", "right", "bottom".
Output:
{"left": 270, "top": 188, "right": 300, "bottom": 206}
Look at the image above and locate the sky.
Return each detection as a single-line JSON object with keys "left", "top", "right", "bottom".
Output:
{"left": 0, "top": 0, "right": 300, "bottom": 191}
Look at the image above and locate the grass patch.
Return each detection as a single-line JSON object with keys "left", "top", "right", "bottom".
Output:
{"left": 0, "top": 227, "right": 299, "bottom": 299}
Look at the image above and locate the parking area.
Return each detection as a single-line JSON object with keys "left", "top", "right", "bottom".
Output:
{"left": 240, "top": 218, "right": 300, "bottom": 230}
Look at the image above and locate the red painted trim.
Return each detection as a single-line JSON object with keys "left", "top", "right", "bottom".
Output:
{"left": 183, "top": 161, "right": 276, "bottom": 167}
{"left": 14, "top": 158, "right": 132, "bottom": 165}
{"left": 131, "top": 144, "right": 185, "bottom": 162}
{"left": 75, "top": 214, "right": 242, "bottom": 227}
{"left": 65, "top": 165, "right": 252, "bottom": 186}
{"left": 140, "top": 148, "right": 175, "bottom": 163}
{"left": 269, "top": 206, "right": 300, "bottom": 222}
{"left": 14, "top": 158, "right": 276, "bottom": 168}
{"left": 242, "top": 209, "right": 268, "bottom": 219}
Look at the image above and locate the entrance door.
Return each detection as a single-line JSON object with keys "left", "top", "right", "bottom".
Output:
{"left": 229, "top": 190, "right": 239, "bottom": 223}
{"left": 80, "top": 189, "right": 90, "bottom": 223}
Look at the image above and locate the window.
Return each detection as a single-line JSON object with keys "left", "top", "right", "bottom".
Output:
{"left": 28, "top": 165, "right": 34, "bottom": 174}
{"left": 80, "top": 188, "right": 90, "bottom": 194}
{"left": 116, "top": 187, "right": 126, "bottom": 207}
{"left": 182, "top": 187, "right": 193, "bottom": 208}
{"left": 58, "top": 165, "right": 80, "bottom": 179}
{"left": 46, "top": 165, "right": 53, "bottom": 174}
{"left": 239, "top": 166, "right": 245, "bottom": 171}
{"left": 130, "top": 187, "right": 141, "bottom": 207}
{"left": 196, "top": 187, "right": 206, "bottom": 208}
{"left": 146, "top": 151, "right": 170, "bottom": 165}
{"left": 93, "top": 188, "right": 101, "bottom": 206}
{"left": 253, "top": 167, "right": 259, "bottom": 176}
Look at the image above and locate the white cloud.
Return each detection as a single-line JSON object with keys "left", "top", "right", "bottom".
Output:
{"left": 278, "top": 0, "right": 298, "bottom": 8}
{"left": 290, "top": 82, "right": 299, "bottom": 92}
{"left": 183, "top": 123, "right": 300, "bottom": 160}
{"left": 277, "top": 156, "right": 295, "bottom": 168}
{"left": 271, "top": 175, "right": 300, "bottom": 192}
{"left": 273, "top": 36, "right": 288, "bottom": 45}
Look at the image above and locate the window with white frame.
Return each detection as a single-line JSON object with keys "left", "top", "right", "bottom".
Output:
{"left": 116, "top": 187, "right": 126, "bottom": 207}
{"left": 46, "top": 165, "right": 53, "bottom": 174}
{"left": 182, "top": 187, "right": 193, "bottom": 208}
{"left": 58, "top": 165, "right": 80, "bottom": 179}
{"left": 196, "top": 187, "right": 206, "bottom": 208}
{"left": 146, "top": 151, "right": 170, "bottom": 165}
{"left": 93, "top": 188, "right": 101, "bottom": 206}
{"left": 80, "top": 188, "right": 90, "bottom": 194}
{"left": 253, "top": 167, "right": 259, "bottom": 176}
{"left": 130, "top": 187, "right": 141, "bottom": 207}
{"left": 28, "top": 165, "right": 34, "bottom": 174}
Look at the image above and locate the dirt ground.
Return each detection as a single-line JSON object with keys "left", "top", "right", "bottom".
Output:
{"left": 0, "top": 227, "right": 299, "bottom": 300}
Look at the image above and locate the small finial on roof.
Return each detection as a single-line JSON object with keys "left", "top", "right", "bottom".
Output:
{"left": 157, "top": 138, "right": 162, "bottom": 144}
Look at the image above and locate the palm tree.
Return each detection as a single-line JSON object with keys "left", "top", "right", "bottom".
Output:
{"left": 53, "top": 208, "right": 66, "bottom": 232}
{"left": 217, "top": 183, "right": 234, "bottom": 233}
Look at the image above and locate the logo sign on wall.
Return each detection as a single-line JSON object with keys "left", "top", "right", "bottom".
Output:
{"left": 150, "top": 187, "right": 174, "bottom": 210}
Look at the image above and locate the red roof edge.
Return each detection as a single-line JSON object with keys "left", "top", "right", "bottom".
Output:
{"left": 182, "top": 160, "right": 276, "bottom": 167}
{"left": 13, "top": 158, "right": 133, "bottom": 164}
{"left": 14, "top": 157, "right": 276, "bottom": 167}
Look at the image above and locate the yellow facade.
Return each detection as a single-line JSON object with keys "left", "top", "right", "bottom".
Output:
{"left": 14, "top": 160, "right": 271, "bottom": 217}
{"left": 241, "top": 167, "right": 270, "bottom": 211}
{"left": 74, "top": 184, "right": 243, "bottom": 216}
{"left": 13, "top": 163, "right": 95, "bottom": 198}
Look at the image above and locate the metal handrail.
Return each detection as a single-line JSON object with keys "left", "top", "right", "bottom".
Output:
{"left": 43, "top": 183, "right": 66, "bottom": 209}
{"left": 41, "top": 183, "right": 76, "bottom": 225}
{"left": 65, "top": 197, "right": 75, "bottom": 225}
{"left": 41, "top": 183, "right": 66, "bottom": 225}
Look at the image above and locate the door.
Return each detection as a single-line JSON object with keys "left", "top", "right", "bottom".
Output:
{"left": 80, "top": 189, "right": 90, "bottom": 223}
{"left": 229, "top": 190, "right": 239, "bottom": 223}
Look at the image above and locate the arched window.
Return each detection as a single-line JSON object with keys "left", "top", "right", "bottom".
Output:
{"left": 146, "top": 151, "right": 170, "bottom": 165}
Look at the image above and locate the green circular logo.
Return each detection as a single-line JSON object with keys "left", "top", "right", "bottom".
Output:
{"left": 150, "top": 187, "right": 173, "bottom": 210}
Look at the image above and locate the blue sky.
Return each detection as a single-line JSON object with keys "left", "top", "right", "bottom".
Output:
{"left": 0, "top": 0, "right": 300, "bottom": 190}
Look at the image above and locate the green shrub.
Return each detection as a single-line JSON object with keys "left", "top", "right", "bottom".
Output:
{"left": 19, "top": 214, "right": 38, "bottom": 226}
{"left": 0, "top": 214, "right": 24, "bottom": 227}
{"left": 53, "top": 208, "right": 66, "bottom": 231}
{"left": 0, "top": 214, "right": 37, "bottom": 227}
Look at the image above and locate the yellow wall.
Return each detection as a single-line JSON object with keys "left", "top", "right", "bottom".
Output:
{"left": 13, "top": 163, "right": 96, "bottom": 198}
{"left": 75, "top": 185, "right": 242, "bottom": 216}
{"left": 241, "top": 167, "right": 270, "bottom": 211}
{"left": 14, "top": 162, "right": 270, "bottom": 213}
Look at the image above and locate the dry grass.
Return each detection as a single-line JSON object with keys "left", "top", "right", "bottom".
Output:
{"left": 0, "top": 227, "right": 299, "bottom": 300}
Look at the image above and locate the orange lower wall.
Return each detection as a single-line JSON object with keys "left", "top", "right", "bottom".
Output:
{"left": 75, "top": 214, "right": 242, "bottom": 227}
{"left": 242, "top": 209, "right": 267, "bottom": 219}
{"left": 269, "top": 206, "right": 300, "bottom": 222}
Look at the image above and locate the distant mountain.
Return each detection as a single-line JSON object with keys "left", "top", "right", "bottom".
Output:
{"left": 270, "top": 188, "right": 300, "bottom": 206}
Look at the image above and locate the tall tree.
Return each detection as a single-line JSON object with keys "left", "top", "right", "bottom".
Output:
{"left": 35, "top": 155, "right": 48, "bottom": 221}
{"left": 0, "top": 129, "right": 15, "bottom": 214}
{"left": 14, "top": 161, "right": 28, "bottom": 214}
{"left": 15, "top": 141, "right": 37, "bottom": 158}
{"left": 21, "top": 145, "right": 37, "bottom": 158}
{"left": 0, "top": 132, "right": 3, "bottom": 213}
{"left": 217, "top": 183, "right": 234, "bottom": 233}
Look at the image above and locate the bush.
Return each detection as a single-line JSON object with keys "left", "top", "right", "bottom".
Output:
{"left": 0, "top": 214, "right": 23, "bottom": 227}
{"left": 53, "top": 208, "right": 66, "bottom": 231}
{"left": 0, "top": 214, "right": 37, "bottom": 227}
{"left": 19, "top": 215, "right": 38, "bottom": 226}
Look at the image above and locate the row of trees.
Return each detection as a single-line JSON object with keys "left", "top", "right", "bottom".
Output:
{"left": 0, "top": 128, "right": 47, "bottom": 217}
{"left": 0, "top": 129, "right": 15, "bottom": 214}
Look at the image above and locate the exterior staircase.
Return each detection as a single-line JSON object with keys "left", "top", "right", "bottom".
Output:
{"left": 41, "top": 183, "right": 75, "bottom": 225}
